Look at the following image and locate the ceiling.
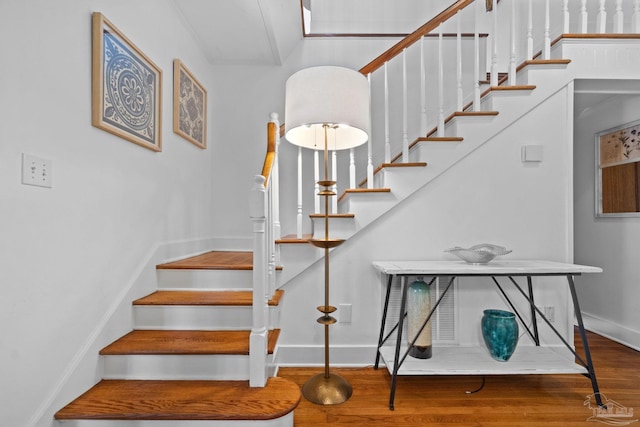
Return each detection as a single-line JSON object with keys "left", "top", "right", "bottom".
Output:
{"left": 170, "top": 0, "right": 453, "bottom": 66}
{"left": 171, "top": 0, "right": 302, "bottom": 66}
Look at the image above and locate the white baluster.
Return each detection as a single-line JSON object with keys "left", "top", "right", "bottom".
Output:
{"left": 474, "top": 0, "right": 481, "bottom": 111}
{"left": 438, "top": 26, "right": 445, "bottom": 136}
{"left": 596, "top": 0, "right": 607, "bottom": 33}
{"left": 614, "top": 0, "right": 624, "bottom": 33}
{"left": 543, "top": 0, "right": 551, "bottom": 59}
{"left": 456, "top": 11, "right": 463, "bottom": 110}
{"left": 420, "top": 36, "right": 427, "bottom": 135}
{"left": 634, "top": 0, "right": 640, "bottom": 32}
{"left": 384, "top": 62, "right": 391, "bottom": 163}
{"left": 297, "top": 146, "right": 302, "bottom": 239}
{"left": 491, "top": 2, "right": 499, "bottom": 86}
{"left": 563, "top": 0, "right": 570, "bottom": 34}
{"left": 349, "top": 148, "right": 356, "bottom": 189}
{"left": 271, "top": 112, "right": 281, "bottom": 241}
{"left": 527, "top": 0, "right": 534, "bottom": 59}
{"left": 314, "top": 150, "right": 320, "bottom": 213}
{"left": 367, "top": 73, "right": 374, "bottom": 188}
{"left": 331, "top": 149, "right": 337, "bottom": 213}
{"left": 402, "top": 49, "right": 409, "bottom": 162}
{"left": 581, "top": 0, "right": 588, "bottom": 33}
{"left": 509, "top": 0, "right": 516, "bottom": 86}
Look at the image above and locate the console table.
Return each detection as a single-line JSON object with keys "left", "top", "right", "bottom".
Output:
{"left": 372, "top": 260, "right": 603, "bottom": 410}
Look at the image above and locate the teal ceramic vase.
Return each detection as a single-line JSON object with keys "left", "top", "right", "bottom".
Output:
{"left": 407, "top": 277, "right": 432, "bottom": 359}
{"left": 481, "top": 309, "right": 518, "bottom": 362}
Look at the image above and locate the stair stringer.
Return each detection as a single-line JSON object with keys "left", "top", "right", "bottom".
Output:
{"left": 336, "top": 64, "right": 574, "bottom": 242}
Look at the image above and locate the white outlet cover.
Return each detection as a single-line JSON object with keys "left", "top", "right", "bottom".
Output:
{"left": 22, "top": 153, "right": 52, "bottom": 188}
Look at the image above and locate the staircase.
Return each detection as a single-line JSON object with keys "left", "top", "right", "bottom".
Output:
{"left": 55, "top": 0, "right": 640, "bottom": 425}
{"left": 55, "top": 251, "right": 300, "bottom": 427}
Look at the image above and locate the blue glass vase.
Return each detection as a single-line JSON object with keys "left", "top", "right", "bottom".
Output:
{"left": 481, "top": 309, "right": 518, "bottom": 362}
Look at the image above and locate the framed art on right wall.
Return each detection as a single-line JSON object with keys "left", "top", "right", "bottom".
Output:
{"left": 596, "top": 119, "right": 640, "bottom": 217}
{"left": 173, "top": 59, "right": 207, "bottom": 149}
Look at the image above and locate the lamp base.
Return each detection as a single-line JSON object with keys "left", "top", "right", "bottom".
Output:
{"left": 301, "top": 372, "right": 352, "bottom": 405}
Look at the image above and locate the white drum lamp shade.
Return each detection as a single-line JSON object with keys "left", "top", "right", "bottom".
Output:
{"left": 284, "top": 66, "right": 370, "bottom": 150}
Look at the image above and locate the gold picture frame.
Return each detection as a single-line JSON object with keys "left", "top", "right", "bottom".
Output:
{"left": 92, "top": 12, "right": 162, "bottom": 152}
{"left": 173, "top": 59, "right": 207, "bottom": 149}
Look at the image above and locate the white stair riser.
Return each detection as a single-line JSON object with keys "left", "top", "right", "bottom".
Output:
{"left": 379, "top": 168, "right": 427, "bottom": 199}
{"left": 480, "top": 90, "right": 534, "bottom": 112}
{"left": 444, "top": 114, "right": 498, "bottom": 138}
{"left": 338, "top": 192, "right": 397, "bottom": 221}
{"left": 276, "top": 244, "right": 322, "bottom": 285}
{"left": 516, "top": 65, "right": 569, "bottom": 87}
{"left": 310, "top": 217, "right": 356, "bottom": 240}
{"left": 157, "top": 269, "right": 253, "bottom": 290}
{"left": 102, "top": 353, "right": 277, "bottom": 380}
{"left": 55, "top": 412, "right": 294, "bottom": 427}
{"left": 133, "top": 305, "right": 281, "bottom": 330}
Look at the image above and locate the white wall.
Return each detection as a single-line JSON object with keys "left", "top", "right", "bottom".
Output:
{"left": 574, "top": 93, "right": 640, "bottom": 350}
{"left": 0, "top": 1, "right": 222, "bottom": 426}
{"left": 277, "top": 85, "right": 577, "bottom": 362}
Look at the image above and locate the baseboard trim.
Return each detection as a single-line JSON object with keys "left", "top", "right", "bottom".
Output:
{"left": 276, "top": 344, "right": 379, "bottom": 367}
{"left": 581, "top": 312, "right": 640, "bottom": 351}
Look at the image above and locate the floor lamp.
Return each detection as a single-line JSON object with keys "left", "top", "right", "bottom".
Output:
{"left": 284, "top": 66, "right": 370, "bottom": 405}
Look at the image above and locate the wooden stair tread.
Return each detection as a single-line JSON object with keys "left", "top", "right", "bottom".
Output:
{"left": 134, "top": 289, "right": 284, "bottom": 307}
{"left": 100, "top": 329, "right": 280, "bottom": 355}
{"left": 54, "top": 377, "right": 300, "bottom": 421}
{"left": 157, "top": 251, "right": 252, "bottom": 270}
{"left": 338, "top": 187, "right": 391, "bottom": 203}
{"left": 157, "top": 251, "right": 282, "bottom": 271}
{"left": 276, "top": 234, "right": 312, "bottom": 244}
{"left": 309, "top": 213, "right": 355, "bottom": 218}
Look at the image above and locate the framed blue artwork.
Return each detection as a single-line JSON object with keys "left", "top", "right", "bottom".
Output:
{"left": 92, "top": 12, "right": 162, "bottom": 151}
{"left": 173, "top": 60, "right": 207, "bottom": 149}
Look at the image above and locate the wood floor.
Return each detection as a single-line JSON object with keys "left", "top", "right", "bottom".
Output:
{"left": 278, "top": 330, "right": 640, "bottom": 426}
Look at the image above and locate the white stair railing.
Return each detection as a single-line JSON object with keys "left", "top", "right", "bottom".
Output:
{"left": 285, "top": 0, "right": 640, "bottom": 246}
{"left": 249, "top": 115, "right": 279, "bottom": 387}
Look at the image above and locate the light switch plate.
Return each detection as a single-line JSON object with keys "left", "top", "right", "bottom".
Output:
{"left": 521, "top": 145, "right": 543, "bottom": 163}
{"left": 22, "top": 153, "right": 52, "bottom": 188}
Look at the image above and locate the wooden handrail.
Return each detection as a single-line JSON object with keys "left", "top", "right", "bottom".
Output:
{"left": 359, "top": 0, "right": 475, "bottom": 75}
{"left": 260, "top": 121, "right": 277, "bottom": 187}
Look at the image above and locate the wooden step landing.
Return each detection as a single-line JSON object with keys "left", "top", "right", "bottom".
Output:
{"left": 100, "top": 329, "right": 280, "bottom": 355}
{"left": 134, "top": 289, "right": 284, "bottom": 306}
{"left": 54, "top": 377, "right": 301, "bottom": 421}
{"left": 157, "top": 251, "right": 282, "bottom": 271}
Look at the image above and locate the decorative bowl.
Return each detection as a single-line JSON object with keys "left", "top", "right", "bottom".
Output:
{"left": 445, "top": 243, "right": 512, "bottom": 264}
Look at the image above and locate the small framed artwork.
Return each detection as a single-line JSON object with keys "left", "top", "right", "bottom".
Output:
{"left": 596, "top": 119, "right": 640, "bottom": 216}
{"left": 92, "top": 12, "right": 162, "bottom": 151}
{"left": 173, "top": 59, "right": 207, "bottom": 149}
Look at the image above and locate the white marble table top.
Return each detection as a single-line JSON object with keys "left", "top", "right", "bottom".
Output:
{"left": 371, "top": 259, "right": 602, "bottom": 276}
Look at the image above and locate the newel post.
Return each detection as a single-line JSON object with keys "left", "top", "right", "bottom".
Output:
{"left": 249, "top": 174, "right": 268, "bottom": 387}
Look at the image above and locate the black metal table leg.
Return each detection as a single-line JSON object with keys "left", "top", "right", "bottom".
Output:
{"left": 375, "top": 274, "right": 394, "bottom": 369}
{"left": 527, "top": 276, "right": 540, "bottom": 346}
{"left": 389, "top": 275, "right": 409, "bottom": 410}
{"left": 567, "top": 275, "right": 604, "bottom": 407}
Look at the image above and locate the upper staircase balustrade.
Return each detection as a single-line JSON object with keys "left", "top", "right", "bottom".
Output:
{"left": 250, "top": 0, "right": 640, "bottom": 387}
{"left": 290, "top": 0, "right": 640, "bottom": 228}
